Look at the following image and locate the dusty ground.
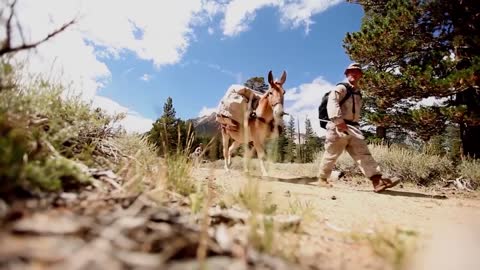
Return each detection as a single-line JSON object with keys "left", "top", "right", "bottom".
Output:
{"left": 1, "top": 158, "right": 479, "bottom": 270}
{"left": 193, "top": 158, "right": 480, "bottom": 270}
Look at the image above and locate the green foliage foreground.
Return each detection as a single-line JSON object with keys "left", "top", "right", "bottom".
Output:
{"left": 0, "top": 62, "right": 124, "bottom": 197}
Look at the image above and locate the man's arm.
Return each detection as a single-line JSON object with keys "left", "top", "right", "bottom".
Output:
{"left": 327, "top": 84, "right": 347, "bottom": 125}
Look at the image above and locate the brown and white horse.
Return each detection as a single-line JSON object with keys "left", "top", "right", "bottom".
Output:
{"left": 220, "top": 70, "right": 287, "bottom": 176}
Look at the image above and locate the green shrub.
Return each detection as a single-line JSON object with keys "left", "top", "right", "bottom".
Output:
{"left": 0, "top": 62, "right": 123, "bottom": 197}
{"left": 0, "top": 110, "right": 90, "bottom": 196}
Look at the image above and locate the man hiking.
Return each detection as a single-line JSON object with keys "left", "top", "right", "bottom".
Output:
{"left": 317, "top": 63, "right": 400, "bottom": 192}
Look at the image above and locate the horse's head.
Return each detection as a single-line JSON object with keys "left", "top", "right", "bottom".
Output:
{"left": 265, "top": 70, "right": 286, "bottom": 124}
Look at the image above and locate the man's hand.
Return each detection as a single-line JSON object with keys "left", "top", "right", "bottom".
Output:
{"left": 336, "top": 122, "right": 348, "bottom": 133}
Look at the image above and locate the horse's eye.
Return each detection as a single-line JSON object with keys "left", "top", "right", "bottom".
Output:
{"left": 268, "top": 92, "right": 273, "bottom": 95}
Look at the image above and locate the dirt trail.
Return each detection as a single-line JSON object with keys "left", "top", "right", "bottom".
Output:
{"left": 193, "top": 164, "right": 480, "bottom": 270}
{"left": 1, "top": 162, "right": 479, "bottom": 270}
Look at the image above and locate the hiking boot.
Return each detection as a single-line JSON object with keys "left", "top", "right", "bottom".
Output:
{"left": 318, "top": 178, "right": 333, "bottom": 188}
{"left": 370, "top": 175, "right": 401, "bottom": 193}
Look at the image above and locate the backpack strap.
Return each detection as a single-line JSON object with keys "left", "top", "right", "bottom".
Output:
{"left": 336, "top": 82, "right": 361, "bottom": 114}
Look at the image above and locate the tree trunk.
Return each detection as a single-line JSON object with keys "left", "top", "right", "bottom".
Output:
{"left": 460, "top": 122, "right": 480, "bottom": 158}
{"left": 376, "top": 126, "right": 387, "bottom": 141}
{"left": 456, "top": 87, "right": 480, "bottom": 159}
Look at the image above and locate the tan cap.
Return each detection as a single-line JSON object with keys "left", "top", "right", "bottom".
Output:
{"left": 344, "top": 63, "right": 363, "bottom": 75}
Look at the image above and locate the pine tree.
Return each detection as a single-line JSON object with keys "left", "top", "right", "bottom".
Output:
{"left": 148, "top": 97, "right": 181, "bottom": 156}
{"left": 295, "top": 118, "right": 304, "bottom": 163}
{"left": 344, "top": 0, "right": 480, "bottom": 158}
{"left": 270, "top": 130, "right": 288, "bottom": 163}
{"left": 285, "top": 116, "right": 297, "bottom": 162}
{"left": 244, "top": 76, "right": 269, "bottom": 93}
{"left": 210, "top": 135, "right": 223, "bottom": 161}
{"left": 303, "top": 118, "right": 321, "bottom": 163}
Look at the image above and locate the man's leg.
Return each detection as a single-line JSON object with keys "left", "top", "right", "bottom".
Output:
{"left": 318, "top": 127, "right": 349, "bottom": 187}
{"left": 346, "top": 137, "right": 400, "bottom": 192}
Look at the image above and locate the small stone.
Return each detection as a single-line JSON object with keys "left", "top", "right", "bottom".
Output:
{"left": 331, "top": 196, "right": 337, "bottom": 200}
{"left": 166, "top": 257, "right": 247, "bottom": 270}
{"left": 60, "top": 192, "right": 78, "bottom": 201}
{"left": 0, "top": 235, "right": 84, "bottom": 262}
{"left": 13, "top": 212, "right": 85, "bottom": 235}
{"left": 215, "top": 224, "right": 233, "bottom": 251}
{"left": 115, "top": 251, "right": 163, "bottom": 268}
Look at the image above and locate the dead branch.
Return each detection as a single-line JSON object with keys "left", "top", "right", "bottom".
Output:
{"left": 0, "top": 0, "right": 76, "bottom": 57}
{"left": 4, "top": 0, "right": 17, "bottom": 52}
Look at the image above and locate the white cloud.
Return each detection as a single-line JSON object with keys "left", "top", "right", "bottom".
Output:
{"left": 284, "top": 76, "right": 337, "bottom": 137}
{"left": 208, "top": 27, "right": 215, "bottom": 35}
{"left": 222, "top": 0, "right": 279, "bottom": 36}
{"left": 2, "top": 0, "right": 210, "bottom": 132}
{"left": 92, "top": 96, "right": 153, "bottom": 133}
{"left": 202, "top": 0, "right": 226, "bottom": 18}
{"left": 221, "top": 0, "right": 342, "bottom": 36}
{"left": 280, "top": 0, "right": 343, "bottom": 34}
{"left": 198, "top": 106, "right": 217, "bottom": 117}
{"left": 140, "top": 74, "right": 152, "bottom": 82}
{"left": 75, "top": 0, "right": 204, "bottom": 68}
{"left": 18, "top": 31, "right": 111, "bottom": 100}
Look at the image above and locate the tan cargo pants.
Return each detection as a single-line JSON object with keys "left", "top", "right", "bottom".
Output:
{"left": 318, "top": 123, "right": 381, "bottom": 180}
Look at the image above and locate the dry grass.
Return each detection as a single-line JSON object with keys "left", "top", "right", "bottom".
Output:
{"left": 164, "top": 153, "right": 196, "bottom": 196}
{"left": 370, "top": 144, "right": 454, "bottom": 185}
{"left": 115, "top": 134, "right": 166, "bottom": 194}
{"left": 287, "top": 198, "right": 316, "bottom": 223}
{"left": 232, "top": 177, "right": 277, "bottom": 215}
{"left": 458, "top": 158, "right": 480, "bottom": 186}
{"left": 222, "top": 160, "right": 303, "bottom": 257}
{"left": 351, "top": 227, "right": 418, "bottom": 270}
{"left": 314, "top": 144, "right": 455, "bottom": 185}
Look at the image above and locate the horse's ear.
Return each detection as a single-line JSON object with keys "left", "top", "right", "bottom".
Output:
{"left": 279, "top": 70, "right": 287, "bottom": 85}
{"left": 268, "top": 70, "right": 274, "bottom": 86}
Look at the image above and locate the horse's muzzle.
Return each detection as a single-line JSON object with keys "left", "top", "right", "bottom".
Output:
{"left": 273, "top": 104, "right": 284, "bottom": 121}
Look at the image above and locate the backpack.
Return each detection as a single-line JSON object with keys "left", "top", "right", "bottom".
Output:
{"left": 318, "top": 83, "right": 359, "bottom": 129}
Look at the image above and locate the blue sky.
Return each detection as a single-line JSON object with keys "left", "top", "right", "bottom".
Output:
{"left": 9, "top": 0, "right": 364, "bottom": 135}
{"left": 99, "top": 2, "right": 363, "bottom": 122}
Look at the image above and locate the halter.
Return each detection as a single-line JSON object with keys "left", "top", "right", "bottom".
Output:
{"left": 250, "top": 89, "right": 283, "bottom": 131}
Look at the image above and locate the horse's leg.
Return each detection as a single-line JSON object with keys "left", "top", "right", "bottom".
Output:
{"left": 228, "top": 140, "right": 240, "bottom": 167}
{"left": 221, "top": 128, "right": 231, "bottom": 172}
{"left": 242, "top": 117, "right": 251, "bottom": 174}
{"left": 242, "top": 143, "right": 256, "bottom": 173}
{"left": 252, "top": 141, "right": 268, "bottom": 177}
